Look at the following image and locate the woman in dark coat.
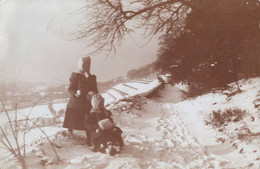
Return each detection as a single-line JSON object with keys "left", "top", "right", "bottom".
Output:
{"left": 63, "top": 56, "right": 98, "bottom": 145}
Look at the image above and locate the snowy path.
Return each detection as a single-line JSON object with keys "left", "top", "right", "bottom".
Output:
{"left": 63, "top": 101, "right": 230, "bottom": 169}
{"left": 32, "top": 100, "right": 230, "bottom": 169}
{"left": 171, "top": 102, "right": 236, "bottom": 155}
{"left": 44, "top": 83, "right": 260, "bottom": 169}
{"left": 55, "top": 86, "right": 231, "bottom": 168}
{"left": 151, "top": 103, "right": 229, "bottom": 168}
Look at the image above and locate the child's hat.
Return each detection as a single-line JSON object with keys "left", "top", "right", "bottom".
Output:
{"left": 91, "top": 94, "right": 105, "bottom": 111}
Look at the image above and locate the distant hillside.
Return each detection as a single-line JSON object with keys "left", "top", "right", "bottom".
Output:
{"left": 97, "top": 76, "right": 127, "bottom": 93}
{"left": 126, "top": 62, "right": 162, "bottom": 80}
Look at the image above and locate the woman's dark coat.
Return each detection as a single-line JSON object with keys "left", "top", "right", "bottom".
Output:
{"left": 63, "top": 72, "right": 98, "bottom": 130}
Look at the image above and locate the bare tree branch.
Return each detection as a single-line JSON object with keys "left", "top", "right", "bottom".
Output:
{"left": 76, "top": 0, "right": 191, "bottom": 55}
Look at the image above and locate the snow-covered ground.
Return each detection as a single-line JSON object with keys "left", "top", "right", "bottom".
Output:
{"left": 0, "top": 77, "right": 259, "bottom": 169}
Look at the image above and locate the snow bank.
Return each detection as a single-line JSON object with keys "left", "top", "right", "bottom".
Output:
{"left": 102, "top": 79, "right": 162, "bottom": 106}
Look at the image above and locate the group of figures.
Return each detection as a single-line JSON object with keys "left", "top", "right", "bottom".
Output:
{"left": 62, "top": 56, "right": 124, "bottom": 156}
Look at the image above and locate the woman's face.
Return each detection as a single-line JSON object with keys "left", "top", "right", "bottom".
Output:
{"left": 82, "top": 61, "right": 91, "bottom": 73}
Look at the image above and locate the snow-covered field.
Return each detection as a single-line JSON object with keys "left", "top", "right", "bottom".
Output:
{"left": 0, "top": 77, "right": 259, "bottom": 169}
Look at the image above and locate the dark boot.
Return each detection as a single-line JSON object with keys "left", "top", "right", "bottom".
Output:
{"left": 93, "top": 144, "right": 100, "bottom": 152}
{"left": 86, "top": 130, "right": 92, "bottom": 146}
{"left": 119, "top": 139, "right": 125, "bottom": 147}
{"left": 86, "top": 139, "right": 92, "bottom": 146}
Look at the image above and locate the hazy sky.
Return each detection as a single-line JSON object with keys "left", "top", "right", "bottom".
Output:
{"left": 0, "top": 0, "right": 159, "bottom": 84}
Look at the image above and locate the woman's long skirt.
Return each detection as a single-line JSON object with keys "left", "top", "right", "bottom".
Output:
{"left": 62, "top": 107, "right": 87, "bottom": 130}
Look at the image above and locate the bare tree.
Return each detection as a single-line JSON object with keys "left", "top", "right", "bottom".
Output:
{"left": 77, "top": 0, "right": 191, "bottom": 55}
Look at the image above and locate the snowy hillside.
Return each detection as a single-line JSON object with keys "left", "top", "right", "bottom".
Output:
{"left": 0, "top": 77, "right": 259, "bottom": 169}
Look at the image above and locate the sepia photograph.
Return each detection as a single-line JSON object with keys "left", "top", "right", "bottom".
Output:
{"left": 0, "top": 0, "right": 260, "bottom": 168}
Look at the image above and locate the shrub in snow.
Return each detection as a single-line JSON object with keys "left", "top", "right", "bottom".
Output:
{"left": 207, "top": 108, "right": 247, "bottom": 128}
{"left": 107, "top": 96, "right": 146, "bottom": 113}
{"left": 205, "top": 107, "right": 257, "bottom": 143}
{"left": 0, "top": 99, "right": 62, "bottom": 169}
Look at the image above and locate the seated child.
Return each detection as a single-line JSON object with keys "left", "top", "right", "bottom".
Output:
{"left": 85, "top": 94, "right": 124, "bottom": 155}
